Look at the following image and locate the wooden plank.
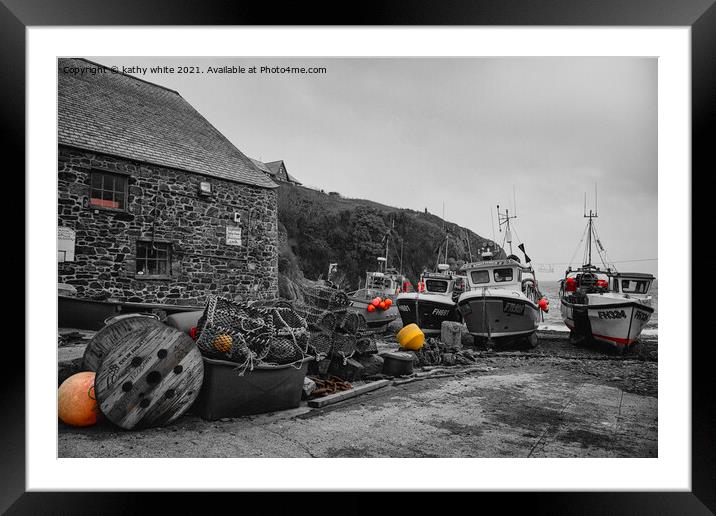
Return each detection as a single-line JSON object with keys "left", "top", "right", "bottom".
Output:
{"left": 95, "top": 324, "right": 203, "bottom": 430}
{"left": 307, "top": 379, "right": 390, "bottom": 408}
{"left": 83, "top": 316, "right": 164, "bottom": 371}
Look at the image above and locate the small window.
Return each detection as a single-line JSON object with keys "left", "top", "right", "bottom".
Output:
{"left": 89, "top": 171, "right": 127, "bottom": 210}
{"left": 621, "top": 279, "right": 650, "bottom": 294}
{"left": 494, "top": 268, "right": 514, "bottom": 282}
{"left": 425, "top": 280, "right": 448, "bottom": 293}
{"left": 470, "top": 270, "right": 490, "bottom": 284}
{"left": 136, "top": 241, "right": 172, "bottom": 277}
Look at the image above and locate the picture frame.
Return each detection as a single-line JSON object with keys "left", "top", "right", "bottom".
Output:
{"left": 4, "top": 0, "right": 713, "bottom": 512}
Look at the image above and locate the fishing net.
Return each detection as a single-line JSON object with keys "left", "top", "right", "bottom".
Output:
{"left": 195, "top": 296, "right": 309, "bottom": 374}
{"left": 195, "top": 289, "right": 379, "bottom": 376}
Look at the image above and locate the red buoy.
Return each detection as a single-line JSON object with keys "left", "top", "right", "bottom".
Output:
{"left": 371, "top": 297, "right": 382, "bottom": 307}
{"left": 367, "top": 304, "right": 376, "bottom": 312}
{"left": 538, "top": 298, "right": 549, "bottom": 311}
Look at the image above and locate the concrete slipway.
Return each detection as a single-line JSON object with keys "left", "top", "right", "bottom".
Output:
{"left": 58, "top": 332, "right": 657, "bottom": 458}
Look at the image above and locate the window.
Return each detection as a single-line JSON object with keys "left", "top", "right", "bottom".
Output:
{"left": 425, "top": 280, "right": 448, "bottom": 293}
{"left": 621, "top": 279, "right": 650, "bottom": 294}
{"left": 136, "top": 241, "right": 172, "bottom": 277}
{"left": 470, "top": 270, "right": 490, "bottom": 284}
{"left": 89, "top": 171, "right": 127, "bottom": 210}
{"left": 494, "top": 268, "right": 514, "bottom": 282}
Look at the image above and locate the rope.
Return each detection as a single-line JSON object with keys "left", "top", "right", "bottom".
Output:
{"left": 568, "top": 223, "right": 589, "bottom": 268}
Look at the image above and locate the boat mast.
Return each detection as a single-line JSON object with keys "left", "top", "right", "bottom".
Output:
{"left": 497, "top": 204, "right": 517, "bottom": 256}
{"left": 583, "top": 186, "right": 598, "bottom": 268}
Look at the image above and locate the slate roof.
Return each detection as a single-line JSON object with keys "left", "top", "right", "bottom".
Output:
{"left": 264, "top": 160, "right": 284, "bottom": 176}
{"left": 249, "top": 158, "right": 273, "bottom": 175}
{"left": 58, "top": 58, "right": 277, "bottom": 189}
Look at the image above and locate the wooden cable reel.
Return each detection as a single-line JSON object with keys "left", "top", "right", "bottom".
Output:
{"left": 94, "top": 324, "right": 203, "bottom": 430}
{"left": 83, "top": 314, "right": 164, "bottom": 371}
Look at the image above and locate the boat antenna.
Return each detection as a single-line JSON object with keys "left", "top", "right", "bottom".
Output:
{"left": 497, "top": 203, "right": 517, "bottom": 256}
{"left": 465, "top": 229, "right": 473, "bottom": 262}
{"left": 490, "top": 206, "right": 497, "bottom": 244}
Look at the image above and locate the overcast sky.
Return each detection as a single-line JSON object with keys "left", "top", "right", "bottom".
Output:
{"left": 89, "top": 57, "right": 657, "bottom": 280}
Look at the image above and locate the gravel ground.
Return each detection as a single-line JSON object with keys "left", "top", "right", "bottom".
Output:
{"left": 58, "top": 329, "right": 657, "bottom": 458}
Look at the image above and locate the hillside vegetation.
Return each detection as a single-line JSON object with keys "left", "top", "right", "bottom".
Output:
{"left": 277, "top": 184, "right": 504, "bottom": 294}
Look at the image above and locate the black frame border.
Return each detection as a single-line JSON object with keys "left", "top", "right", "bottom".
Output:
{"left": 3, "top": 0, "right": 714, "bottom": 513}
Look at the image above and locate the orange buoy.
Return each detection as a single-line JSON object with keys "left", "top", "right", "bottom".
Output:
{"left": 371, "top": 297, "right": 382, "bottom": 307}
{"left": 367, "top": 304, "right": 376, "bottom": 312}
{"left": 379, "top": 301, "right": 387, "bottom": 310}
{"left": 384, "top": 298, "right": 393, "bottom": 307}
{"left": 212, "top": 334, "right": 233, "bottom": 353}
{"left": 58, "top": 372, "right": 99, "bottom": 427}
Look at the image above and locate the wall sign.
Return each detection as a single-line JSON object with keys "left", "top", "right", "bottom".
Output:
{"left": 58, "top": 227, "right": 76, "bottom": 261}
{"left": 225, "top": 225, "right": 242, "bottom": 246}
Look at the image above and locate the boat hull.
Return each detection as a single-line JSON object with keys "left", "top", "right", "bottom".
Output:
{"left": 560, "top": 297, "right": 654, "bottom": 348}
{"left": 58, "top": 295, "right": 201, "bottom": 331}
{"left": 395, "top": 293, "right": 460, "bottom": 334}
{"left": 457, "top": 291, "right": 539, "bottom": 340}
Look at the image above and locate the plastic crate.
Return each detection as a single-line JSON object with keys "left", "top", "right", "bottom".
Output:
{"left": 194, "top": 356, "right": 313, "bottom": 420}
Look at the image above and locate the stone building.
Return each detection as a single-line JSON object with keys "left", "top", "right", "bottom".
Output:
{"left": 57, "top": 58, "right": 279, "bottom": 306}
{"left": 250, "top": 158, "right": 301, "bottom": 185}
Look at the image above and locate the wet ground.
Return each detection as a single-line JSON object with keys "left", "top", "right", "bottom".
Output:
{"left": 58, "top": 330, "right": 657, "bottom": 458}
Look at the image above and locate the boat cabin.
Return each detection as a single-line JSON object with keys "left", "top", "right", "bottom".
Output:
{"left": 608, "top": 272, "right": 655, "bottom": 295}
{"left": 460, "top": 259, "right": 527, "bottom": 290}
{"left": 418, "top": 271, "right": 466, "bottom": 297}
{"left": 363, "top": 268, "right": 406, "bottom": 296}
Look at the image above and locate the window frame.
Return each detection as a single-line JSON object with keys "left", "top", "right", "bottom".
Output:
{"left": 493, "top": 267, "right": 515, "bottom": 283}
{"left": 470, "top": 270, "right": 491, "bottom": 285}
{"left": 135, "top": 240, "right": 173, "bottom": 279}
{"left": 88, "top": 169, "right": 129, "bottom": 212}
{"left": 425, "top": 279, "right": 449, "bottom": 293}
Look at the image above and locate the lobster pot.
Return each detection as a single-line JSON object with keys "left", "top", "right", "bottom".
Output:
{"left": 355, "top": 336, "right": 378, "bottom": 355}
{"left": 297, "top": 283, "right": 350, "bottom": 311}
{"left": 83, "top": 314, "right": 164, "bottom": 371}
{"left": 331, "top": 333, "right": 357, "bottom": 360}
{"left": 308, "top": 331, "right": 333, "bottom": 358}
{"left": 194, "top": 297, "right": 308, "bottom": 369}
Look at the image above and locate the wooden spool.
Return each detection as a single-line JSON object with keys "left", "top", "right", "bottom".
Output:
{"left": 83, "top": 314, "right": 164, "bottom": 372}
{"left": 95, "top": 324, "right": 204, "bottom": 430}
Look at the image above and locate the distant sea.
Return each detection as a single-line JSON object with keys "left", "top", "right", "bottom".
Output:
{"left": 537, "top": 280, "right": 658, "bottom": 336}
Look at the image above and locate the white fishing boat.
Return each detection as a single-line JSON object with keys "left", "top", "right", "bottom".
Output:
{"left": 559, "top": 206, "right": 655, "bottom": 349}
{"left": 396, "top": 263, "right": 465, "bottom": 334}
{"left": 457, "top": 206, "right": 548, "bottom": 347}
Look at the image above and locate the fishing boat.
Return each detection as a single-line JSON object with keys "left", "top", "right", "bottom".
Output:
{"left": 457, "top": 206, "right": 548, "bottom": 347}
{"left": 345, "top": 221, "right": 409, "bottom": 329}
{"left": 347, "top": 258, "right": 406, "bottom": 328}
{"left": 396, "top": 263, "right": 465, "bottom": 334}
{"left": 559, "top": 206, "right": 655, "bottom": 350}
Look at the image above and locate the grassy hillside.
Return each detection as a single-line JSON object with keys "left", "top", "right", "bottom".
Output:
{"left": 277, "top": 184, "right": 504, "bottom": 293}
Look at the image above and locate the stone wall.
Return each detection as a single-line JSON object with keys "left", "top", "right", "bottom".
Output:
{"left": 57, "top": 146, "right": 279, "bottom": 306}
